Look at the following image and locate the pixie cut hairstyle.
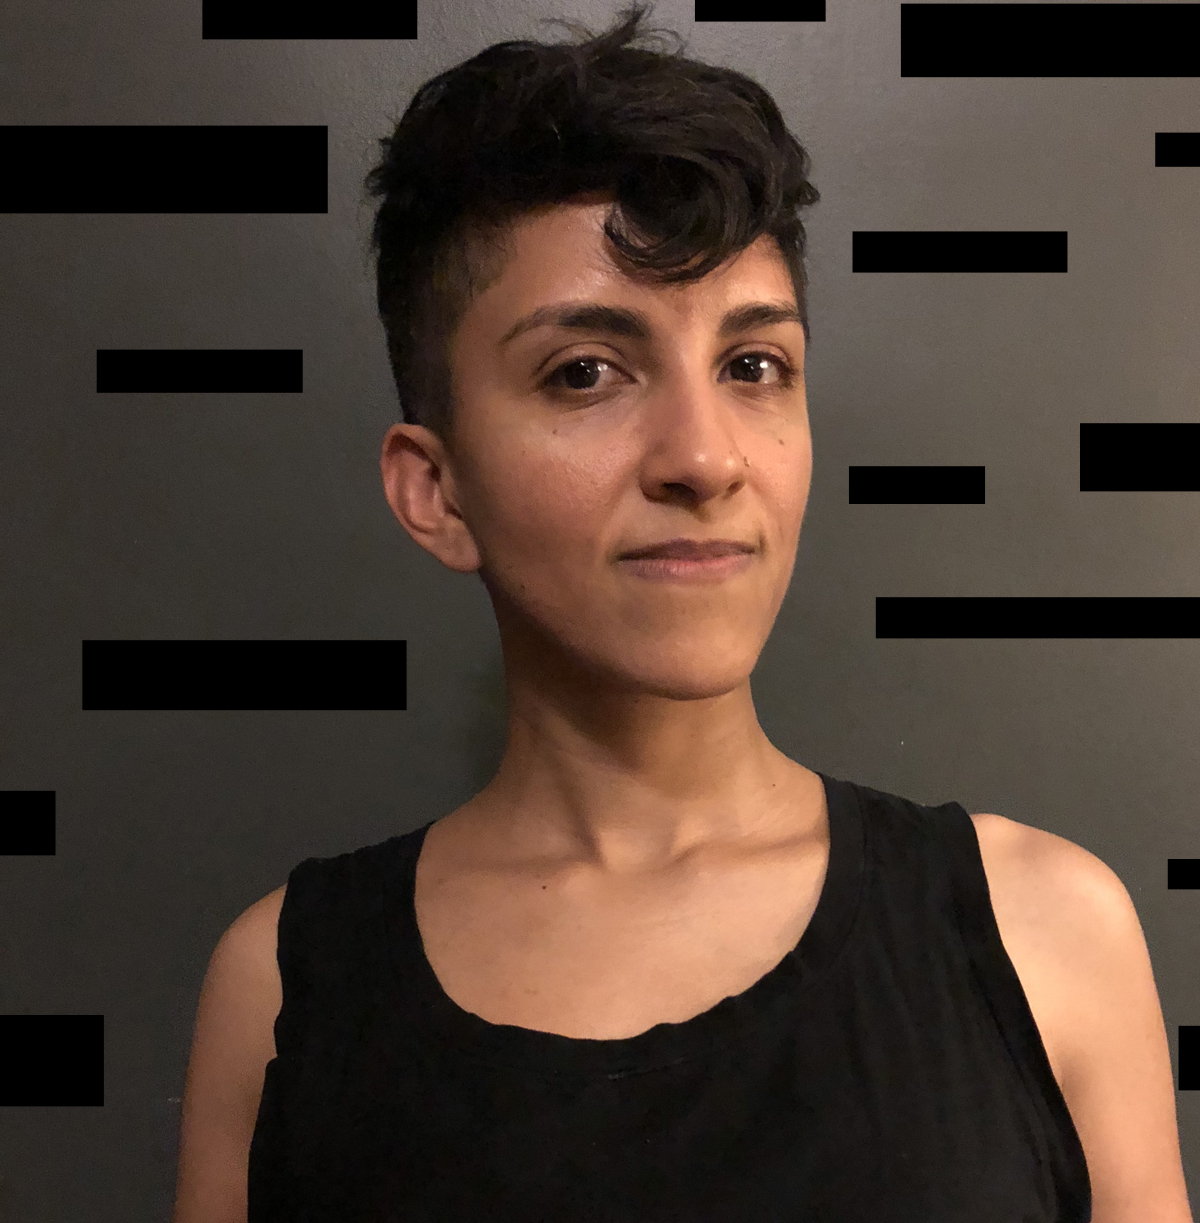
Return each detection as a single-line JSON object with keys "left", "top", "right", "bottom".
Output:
{"left": 363, "top": 1, "right": 820, "bottom": 447}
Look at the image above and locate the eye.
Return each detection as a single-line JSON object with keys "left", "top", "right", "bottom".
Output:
{"left": 543, "top": 357, "right": 620, "bottom": 394}
{"left": 541, "top": 350, "right": 797, "bottom": 398}
{"left": 725, "top": 352, "right": 795, "bottom": 387}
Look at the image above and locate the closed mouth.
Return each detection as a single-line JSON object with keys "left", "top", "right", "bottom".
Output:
{"left": 620, "top": 540, "right": 756, "bottom": 561}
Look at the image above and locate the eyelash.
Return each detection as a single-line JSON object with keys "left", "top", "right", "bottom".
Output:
{"left": 541, "top": 351, "right": 797, "bottom": 396}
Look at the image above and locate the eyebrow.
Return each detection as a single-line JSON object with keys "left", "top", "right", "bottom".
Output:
{"left": 498, "top": 299, "right": 804, "bottom": 349}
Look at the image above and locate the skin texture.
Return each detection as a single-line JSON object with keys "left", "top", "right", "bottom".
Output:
{"left": 380, "top": 195, "right": 817, "bottom": 874}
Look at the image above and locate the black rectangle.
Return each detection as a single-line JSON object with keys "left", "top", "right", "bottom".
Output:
{"left": 876, "top": 597, "right": 1200, "bottom": 638}
{"left": 1081, "top": 423, "right": 1200, "bottom": 491}
{"left": 202, "top": 0, "right": 417, "bottom": 38}
{"left": 97, "top": 349, "right": 303, "bottom": 394}
{"left": 82, "top": 640, "right": 407, "bottom": 710}
{"left": 902, "top": 3, "right": 1200, "bottom": 77}
{"left": 695, "top": 0, "right": 825, "bottom": 18}
{"left": 1156, "top": 133, "right": 1200, "bottom": 167}
{"left": 1181, "top": 1026, "right": 1200, "bottom": 1091}
{"left": 1168, "top": 860, "right": 1200, "bottom": 889}
{"left": 0, "top": 1016, "right": 103, "bottom": 1106}
{"left": 852, "top": 231, "right": 1067, "bottom": 273}
{"left": 0, "top": 126, "right": 327, "bottom": 214}
{"left": 201, "top": 0, "right": 415, "bottom": 37}
{"left": 0, "top": 791, "right": 56, "bottom": 855}
{"left": 850, "top": 465, "right": 985, "bottom": 504}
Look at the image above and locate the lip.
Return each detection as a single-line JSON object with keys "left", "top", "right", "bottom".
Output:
{"left": 618, "top": 538, "right": 756, "bottom": 561}
{"left": 618, "top": 551, "right": 755, "bottom": 583}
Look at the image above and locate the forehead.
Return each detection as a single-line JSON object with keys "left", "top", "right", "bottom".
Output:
{"left": 465, "top": 199, "right": 797, "bottom": 334}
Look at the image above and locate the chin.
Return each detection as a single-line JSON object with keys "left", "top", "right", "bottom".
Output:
{"left": 594, "top": 652, "right": 757, "bottom": 702}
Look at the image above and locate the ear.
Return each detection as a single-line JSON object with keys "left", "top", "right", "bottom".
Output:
{"left": 379, "top": 422, "right": 482, "bottom": 574}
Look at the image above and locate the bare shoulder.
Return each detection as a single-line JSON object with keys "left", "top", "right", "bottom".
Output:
{"left": 172, "top": 885, "right": 288, "bottom": 1223}
{"left": 968, "top": 809, "right": 1144, "bottom": 1049}
{"left": 225, "top": 884, "right": 288, "bottom": 959}
{"left": 970, "top": 810, "right": 1131, "bottom": 908}
{"left": 970, "top": 812, "right": 1193, "bottom": 1222}
{"left": 968, "top": 812, "right": 1112, "bottom": 1088}
{"left": 971, "top": 807, "right": 1096, "bottom": 864}
{"left": 215, "top": 884, "right": 287, "bottom": 1055}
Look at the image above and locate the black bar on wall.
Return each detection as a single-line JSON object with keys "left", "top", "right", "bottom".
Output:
{"left": 203, "top": 0, "right": 417, "bottom": 38}
{"left": 0, "top": 126, "right": 328, "bottom": 214}
{"left": 1181, "top": 1026, "right": 1200, "bottom": 1091}
{"left": 1156, "top": 133, "right": 1200, "bottom": 167}
{"left": 1080, "top": 423, "right": 1200, "bottom": 492}
{"left": 850, "top": 466, "right": 985, "bottom": 504}
{"left": 853, "top": 231, "right": 1067, "bottom": 274}
{"left": 82, "top": 640, "right": 408, "bottom": 710}
{"left": 0, "top": 791, "right": 56, "bottom": 855}
{"left": 877, "top": 597, "right": 1200, "bottom": 638}
{"left": 97, "top": 350, "right": 303, "bottom": 394}
{"left": 901, "top": 3, "right": 1200, "bottom": 77}
{"left": 1168, "top": 860, "right": 1200, "bottom": 889}
{"left": 694, "top": 0, "right": 825, "bottom": 18}
{"left": 0, "top": 1016, "right": 103, "bottom": 1106}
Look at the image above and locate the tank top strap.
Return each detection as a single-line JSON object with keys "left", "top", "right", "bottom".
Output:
{"left": 271, "top": 829, "right": 428, "bottom": 1061}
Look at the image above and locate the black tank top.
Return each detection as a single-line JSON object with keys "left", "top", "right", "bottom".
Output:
{"left": 248, "top": 772, "right": 1091, "bottom": 1221}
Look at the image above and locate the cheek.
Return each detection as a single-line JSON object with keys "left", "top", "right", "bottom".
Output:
{"left": 474, "top": 444, "right": 607, "bottom": 570}
{"left": 763, "top": 427, "right": 813, "bottom": 523}
{"left": 796, "top": 444, "right": 814, "bottom": 508}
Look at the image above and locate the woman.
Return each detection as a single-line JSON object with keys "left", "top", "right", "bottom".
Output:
{"left": 171, "top": 5, "right": 1191, "bottom": 1220}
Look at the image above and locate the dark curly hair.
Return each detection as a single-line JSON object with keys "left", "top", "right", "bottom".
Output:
{"left": 362, "top": 2, "right": 820, "bottom": 448}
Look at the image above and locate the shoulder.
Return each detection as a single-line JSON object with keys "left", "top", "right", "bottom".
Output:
{"left": 219, "top": 884, "right": 287, "bottom": 975}
{"left": 970, "top": 810, "right": 1131, "bottom": 913}
{"left": 967, "top": 811, "right": 1150, "bottom": 1011}
{"left": 187, "top": 885, "right": 288, "bottom": 1084}
{"left": 969, "top": 812, "right": 1192, "bottom": 1221}
{"left": 175, "top": 886, "right": 290, "bottom": 1220}
{"left": 968, "top": 811, "right": 1125, "bottom": 1088}
{"left": 968, "top": 810, "right": 1146, "bottom": 1060}
{"left": 203, "top": 885, "right": 287, "bottom": 1054}
{"left": 230, "top": 883, "right": 288, "bottom": 934}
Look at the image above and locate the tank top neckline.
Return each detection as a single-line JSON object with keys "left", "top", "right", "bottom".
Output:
{"left": 383, "top": 772, "right": 867, "bottom": 1077}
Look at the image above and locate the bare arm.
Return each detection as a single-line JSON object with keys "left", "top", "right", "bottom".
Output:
{"left": 986, "top": 818, "right": 1193, "bottom": 1223}
{"left": 171, "top": 886, "right": 286, "bottom": 1223}
{"left": 1050, "top": 846, "right": 1194, "bottom": 1223}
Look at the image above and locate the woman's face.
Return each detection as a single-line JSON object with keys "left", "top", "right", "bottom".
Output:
{"left": 382, "top": 198, "right": 813, "bottom": 701}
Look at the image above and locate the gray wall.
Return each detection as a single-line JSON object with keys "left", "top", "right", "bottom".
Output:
{"left": 1, "top": 0, "right": 1197, "bottom": 1217}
